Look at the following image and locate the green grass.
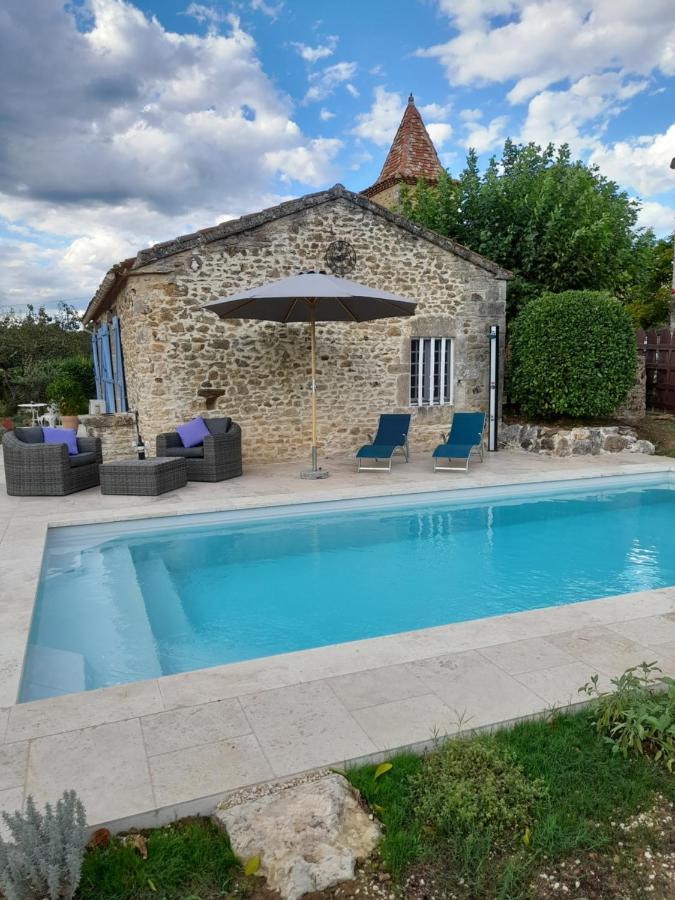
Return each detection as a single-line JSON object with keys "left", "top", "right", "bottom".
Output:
{"left": 347, "top": 710, "right": 675, "bottom": 898}
{"left": 77, "top": 818, "right": 239, "bottom": 900}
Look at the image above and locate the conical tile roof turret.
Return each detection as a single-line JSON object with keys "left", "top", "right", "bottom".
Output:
{"left": 362, "top": 94, "right": 444, "bottom": 206}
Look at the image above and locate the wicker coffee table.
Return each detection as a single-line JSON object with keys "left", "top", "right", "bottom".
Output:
{"left": 99, "top": 457, "right": 188, "bottom": 496}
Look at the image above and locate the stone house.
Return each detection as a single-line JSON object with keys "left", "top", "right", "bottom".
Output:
{"left": 83, "top": 99, "right": 510, "bottom": 463}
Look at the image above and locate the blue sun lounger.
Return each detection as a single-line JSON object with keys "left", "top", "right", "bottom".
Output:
{"left": 356, "top": 414, "right": 411, "bottom": 472}
{"left": 432, "top": 412, "right": 485, "bottom": 472}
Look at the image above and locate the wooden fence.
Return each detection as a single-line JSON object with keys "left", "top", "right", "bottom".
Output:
{"left": 637, "top": 328, "right": 675, "bottom": 413}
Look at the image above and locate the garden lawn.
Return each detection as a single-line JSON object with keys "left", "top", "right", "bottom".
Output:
{"left": 78, "top": 818, "right": 238, "bottom": 900}
{"left": 348, "top": 710, "right": 675, "bottom": 898}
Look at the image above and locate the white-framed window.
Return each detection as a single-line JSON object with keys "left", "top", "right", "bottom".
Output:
{"left": 410, "top": 337, "right": 454, "bottom": 407}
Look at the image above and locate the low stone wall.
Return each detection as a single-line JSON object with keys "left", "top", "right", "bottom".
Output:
{"left": 500, "top": 423, "right": 655, "bottom": 456}
{"left": 79, "top": 413, "right": 137, "bottom": 462}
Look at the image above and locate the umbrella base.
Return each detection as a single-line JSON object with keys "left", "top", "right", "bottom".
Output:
{"left": 300, "top": 467, "right": 330, "bottom": 480}
{"left": 300, "top": 446, "right": 329, "bottom": 479}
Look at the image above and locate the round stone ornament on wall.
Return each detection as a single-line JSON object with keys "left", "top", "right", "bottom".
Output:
{"left": 324, "top": 240, "right": 356, "bottom": 276}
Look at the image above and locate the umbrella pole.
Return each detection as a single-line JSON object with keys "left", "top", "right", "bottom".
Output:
{"left": 301, "top": 302, "right": 329, "bottom": 479}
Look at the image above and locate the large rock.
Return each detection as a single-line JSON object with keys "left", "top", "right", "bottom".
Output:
{"left": 602, "top": 433, "right": 629, "bottom": 452}
{"left": 629, "top": 439, "right": 656, "bottom": 455}
{"left": 214, "top": 773, "right": 381, "bottom": 900}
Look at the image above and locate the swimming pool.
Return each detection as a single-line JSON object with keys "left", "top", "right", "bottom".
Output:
{"left": 19, "top": 474, "right": 675, "bottom": 702}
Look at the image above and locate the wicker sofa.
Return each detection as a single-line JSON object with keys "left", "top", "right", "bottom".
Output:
{"left": 3, "top": 427, "right": 102, "bottom": 496}
{"left": 155, "top": 417, "right": 242, "bottom": 482}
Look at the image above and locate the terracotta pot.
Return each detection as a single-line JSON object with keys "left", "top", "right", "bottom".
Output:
{"left": 60, "top": 415, "right": 79, "bottom": 431}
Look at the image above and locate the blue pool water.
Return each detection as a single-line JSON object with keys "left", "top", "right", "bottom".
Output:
{"left": 20, "top": 476, "right": 675, "bottom": 702}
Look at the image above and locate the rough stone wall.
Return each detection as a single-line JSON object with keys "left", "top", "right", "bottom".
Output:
{"left": 367, "top": 183, "right": 402, "bottom": 211}
{"left": 106, "top": 198, "right": 506, "bottom": 463}
{"left": 613, "top": 350, "right": 646, "bottom": 422}
{"left": 79, "top": 413, "right": 137, "bottom": 461}
{"left": 500, "top": 423, "right": 655, "bottom": 456}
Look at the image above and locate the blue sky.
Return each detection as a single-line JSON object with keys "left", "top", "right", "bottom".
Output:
{"left": 1, "top": 0, "right": 674, "bottom": 310}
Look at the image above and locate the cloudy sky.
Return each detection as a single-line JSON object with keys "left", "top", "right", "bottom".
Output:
{"left": 1, "top": 0, "right": 674, "bottom": 312}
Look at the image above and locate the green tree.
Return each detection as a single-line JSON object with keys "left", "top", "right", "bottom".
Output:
{"left": 0, "top": 304, "right": 91, "bottom": 415}
{"left": 623, "top": 231, "right": 674, "bottom": 328}
{"left": 400, "top": 142, "right": 656, "bottom": 317}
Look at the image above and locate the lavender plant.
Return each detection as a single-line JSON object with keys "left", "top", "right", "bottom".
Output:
{"left": 0, "top": 790, "right": 87, "bottom": 900}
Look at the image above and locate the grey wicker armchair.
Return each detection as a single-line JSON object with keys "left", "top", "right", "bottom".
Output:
{"left": 155, "top": 417, "right": 242, "bottom": 482}
{"left": 3, "top": 427, "right": 102, "bottom": 496}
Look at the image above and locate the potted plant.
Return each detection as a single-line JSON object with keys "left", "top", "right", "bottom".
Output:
{"left": 47, "top": 375, "right": 87, "bottom": 431}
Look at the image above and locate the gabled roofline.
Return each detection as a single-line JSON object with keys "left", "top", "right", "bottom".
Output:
{"left": 83, "top": 184, "right": 511, "bottom": 324}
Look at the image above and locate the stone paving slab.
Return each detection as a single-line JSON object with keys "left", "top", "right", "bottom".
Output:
{"left": 351, "top": 694, "right": 459, "bottom": 751}
{"left": 0, "top": 453, "right": 673, "bottom": 829}
{"left": 239, "top": 681, "right": 377, "bottom": 777}
{"left": 140, "top": 698, "right": 251, "bottom": 757}
{"left": 25, "top": 719, "right": 155, "bottom": 825}
{"left": 148, "top": 733, "right": 273, "bottom": 809}
{"left": 607, "top": 613, "right": 675, "bottom": 647}
{"left": 477, "top": 636, "right": 579, "bottom": 675}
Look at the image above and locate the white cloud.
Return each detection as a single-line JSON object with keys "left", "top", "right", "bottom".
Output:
{"left": 421, "top": 0, "right": 675, "bottom": 103}
{"left": 419, "top": 101, "right": 452, "bottom": 119}
{"left": 345, "top": 83, "right": 359, "bottom": 98}
{"left": 588, "top": 123, "right": 675, "bottom": 195}
{"left": 434, "top": 0, "right": 518, "bottom": 29}
{"left": 637, "top": 199, "right": 675, "bottom": 234}
{"left": 249, "top": 0, "right": 283, "bottom": 20}
{"left": 319, "top": 107, "right": 335, "bottom": 121}
{"left": 184, "top": 3, "right": 227, "bottom": 29}
{"left": 0, "top": 0, "right": 341, "bottom": 308}
{"left": 304, "top": 61, "right": 358, "bottom": 103}
{"left": 264, "top": 138, "right": 342, "bottom": 184}
{"left": 426, "top": 122, "right": 453, "bottom": 147}
{"left": 352, "top": 87, "right": 404, "bottom": 145}
{"left": 459, "top": 108, "right": 483, "bottom": 123}
{"left": 291, "top": 36, "right": 337, "bottom": 64}
{"left": 461, "top": 116, "right": 509, "bottom": 153}
{"left": 521, "top": 73, "right": 650, "bottom": 151}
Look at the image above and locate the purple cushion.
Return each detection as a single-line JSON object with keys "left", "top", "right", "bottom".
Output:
{"left": 42, "top": 426, "right": 78, "bottom": 455}
{"left": 176, "top": 416, "right": 210, "bottom": 449}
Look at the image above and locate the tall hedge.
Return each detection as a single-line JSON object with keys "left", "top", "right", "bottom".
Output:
{"left": 508, "top": 291, "right": 637, "bottom": 419}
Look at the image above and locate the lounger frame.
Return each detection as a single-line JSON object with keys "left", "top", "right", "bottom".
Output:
{"left": 357, "top": 440, "right": 409, "bottom": 473}
{"left": 433, "top": 415, "right": 486, "bottom": 472}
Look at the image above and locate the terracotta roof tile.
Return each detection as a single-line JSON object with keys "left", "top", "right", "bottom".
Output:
{"left": 365, "top": 94, "right": 443, "bottom": 195}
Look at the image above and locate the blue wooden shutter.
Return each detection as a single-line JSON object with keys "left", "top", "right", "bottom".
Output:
{"left": 98, "top": 323, "right": 116, "bottom": 414}
{"left": 111, "top": 316, "right": 127, "bottom": 412}
{"left": 91, "top": 331, "right": 103, "bottom": 401}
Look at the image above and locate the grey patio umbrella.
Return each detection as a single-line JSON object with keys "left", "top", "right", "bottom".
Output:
{"left": 204, "top": 271, "right": 417, "bottom": 478}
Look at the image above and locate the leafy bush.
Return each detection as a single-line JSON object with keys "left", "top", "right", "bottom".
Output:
{"left": 46, "top": 356, "right": 94, "bottom": 416}
{"left": 410, "top": 735, "right": 547, "bottom": 855}
{"left": 509, "top": 290, "right": 637, "bottom": 418}
{"left": 581, "top": 662, "right": 675, "bottom": 771}
{"left": 0, "top": 790, "right": 87, "bottom": 900}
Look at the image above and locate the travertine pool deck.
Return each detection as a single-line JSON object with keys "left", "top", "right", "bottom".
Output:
{"left": 1, "top": 449, "right": 675, "bottom": 832}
